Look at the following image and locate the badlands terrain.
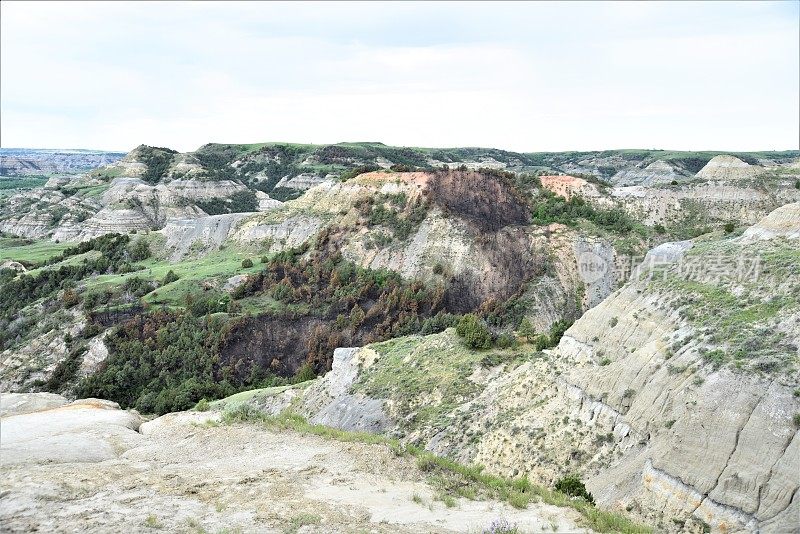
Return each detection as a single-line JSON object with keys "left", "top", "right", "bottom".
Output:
{"left": 1, "top": 142, "right": 799, "bottom": 533}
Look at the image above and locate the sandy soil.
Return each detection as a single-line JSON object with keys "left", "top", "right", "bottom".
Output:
{"left": 1, "top": 406, "right": 590, "bottom": 533}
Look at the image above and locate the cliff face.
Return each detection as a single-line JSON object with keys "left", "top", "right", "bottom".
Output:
{"left": 235, "top": 203, "right": 800, "bottom": 533}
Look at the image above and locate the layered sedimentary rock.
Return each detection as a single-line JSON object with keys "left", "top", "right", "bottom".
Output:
{"left": 695, "top": 155, "right": 763, "bottom": 181}
{"left": 237, "top": 203, "right": 800, "bottom": 533}
{"left": 611, "top": 160, "right": 689, "bottom": 186}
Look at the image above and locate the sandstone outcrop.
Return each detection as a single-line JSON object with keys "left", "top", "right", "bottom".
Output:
{"left": 695, "top": 155, "right": 763, "bottom": 181}
{"left": 0, "top": 394, "right": 143, "bottom": 465}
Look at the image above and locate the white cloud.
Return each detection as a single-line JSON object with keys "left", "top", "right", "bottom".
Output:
{"left": 1, "top": 1, "right": 797, "bottom": 152}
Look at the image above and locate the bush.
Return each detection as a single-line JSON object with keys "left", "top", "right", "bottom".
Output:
{"left": 195, "top": 398, "right": 210, "bottom": 412}
{"left": 554, "top": 475, "right": 595, "bottom": 504}
{"left": 534, "top": 334, "right": 551, "bottom": 351}
{"left": 456, "top": 314, "right": 493, "bottom": 349}
{"left": 517, "top": 318, "right": 536, "bottom": 342}
{"left": 548, "top": 319, "right": 572, "bottom": 347}
{"left": 162, "top": 270, "right": 179, "bottom": 285}
{"left": 241, "top": 258, "right": 253, "bottom": 268}
{"left": 62, "top": 289, "right": 80, "bottom": 307}
{"left": 128, "top": 238, "right": 151, "bottom": 261}
{"left": 723, "top": 222, "right": 735, "bottom": 234}
{"left": 495, "top": 333, "right": 517, "bottom": 349}
{"left": 292, "top": 362, "right": 316, "bottom": 383}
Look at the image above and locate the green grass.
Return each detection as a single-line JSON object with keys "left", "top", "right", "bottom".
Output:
{"left": 70, "top": 183, "right": 111, "bottom": 198}
{"left": 0, "top": 177, "right": 48, "bottom": 191}
{"left": 220, "top": 407, "right": 650, "bottom": 534}
{"left": 78, "top": 247, "right": 263, "bottom": 303}
{"left": 352, "top": 330, "right": 515, "bottom": 431}
{"left": 0, "top": 237, "right": 71, "bottom": 265}
{"left": 210, "top": 383, "right": 308, "bottom": 410}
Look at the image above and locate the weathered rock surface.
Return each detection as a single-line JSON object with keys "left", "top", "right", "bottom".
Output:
{"left": 611, "top": 160, "right": 689, "bottom": 186}
{"left": 0, "top": 394, "right": 143, "bottom": 465}
{"left": 696, "top": 155, "right": 763, "bottom": 181}
{"left": 160, "top": 213, "right": 251, "bottom": 260}
{"left": 0, "top": 394, "right": 590, "bottom": 534}
{"left": 274, "top": 172, "right": 334, "bottom": 190}
{"left": 740, "top": 201, "right": 800, "bottom": 241}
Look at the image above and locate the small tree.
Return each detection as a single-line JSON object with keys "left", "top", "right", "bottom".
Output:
{"left": 554, "top": 475, "right": 595, "bottom": 504}
{"left": 241, "top": 258, "right": 254, "bottom": 268}
{"left": 518, "top": 318, "right": 537, "bottom": 342}
{"left": 456, "top": 314, "right": 493, "bottom": 349}
{"left": 534, "top": 334, "right": 551, "bottom": 351}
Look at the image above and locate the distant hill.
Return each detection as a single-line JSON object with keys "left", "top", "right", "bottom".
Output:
{"left": 0, "top": 148, "right": 126, "bottom": 177}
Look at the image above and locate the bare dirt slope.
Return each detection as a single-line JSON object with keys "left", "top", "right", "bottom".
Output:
{"left": 0, "top": 394, "right": 590, "bottom": 533}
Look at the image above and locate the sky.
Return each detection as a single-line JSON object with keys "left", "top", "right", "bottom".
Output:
{"left": 1, "top": 1, "right": 798, "bottom": 153}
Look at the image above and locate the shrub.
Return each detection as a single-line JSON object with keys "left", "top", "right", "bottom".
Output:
{"left": 495, "top": 333, "right": 517, "bottom": 349}
{"left": 128, "top": 238, "right": 151, "bottom": 261}
{"left": 162, "top": 270, "right": 179, "bottom": 285}
{"left": 456, "top": 314, "right": 493, "bottom": 349}
{"left": 517, "top": 318, "right": 536, "bottom": 342}
{"left": 241, "top": 258, "right": 253, "bottom": 268}
{"left": 554, "top": 474, "right": 595, "bottom": 504}
{"left": 534, "top": 334, "right": 551, "bottom": 351}
{"left": 62, "top": 289, "right": 80, "bottom": 307}
{"left": 548, "top": 319, "right": 572, "bottom": 346}
{"left": 195, "top": 398, "right": 210, "bottom": 412}
{"left": 723, "top": 222, "right": 735, "bottom": 234}
{"left": 292, "top": 362, "right": 316, "bottom": 383}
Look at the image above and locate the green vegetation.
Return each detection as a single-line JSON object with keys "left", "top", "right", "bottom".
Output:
{"left": 220, "top": 407, "right": 650, "bottom": 533}
{"left": 530, "top": 190, "right": 643, "bottom": 235}
{"left": 0, "top": 234, "right": 147, "bottom": 350}
{"left": 143, "top": 515, "right": 163, "bottom": 529}
{"left": 0, "top": 177, "right": 48, "bottom": 192}
{"left": 358, "top": 192, "right": 429, "bottom": 241}
{"left": 285, "top": 513, "right": 321, "bottom": 533}
{"left": 196, "top": 190, "right": 258, "bottom": 215}
{"left": 456, "top": 313, "right": 493, "bottom": 349}
{"left": 74, "top": 309, "right": 311, "bottom": 414}
{"left": 137, "top": 146, "right": 177, "bottom": 184}
{"left": 0, "top": 236, "right": 71, "bottom": 265}
{"left": 353, "top": 330, "right": 528, "bottom": 432}
{"left": 517, "top": 318, "right": 536, "bottom": 342}
{"left": 554, "top": 475, "right": 595, "bottom": 504}
{"left": 653, "top": 239, "right": 799, "bottom": 376}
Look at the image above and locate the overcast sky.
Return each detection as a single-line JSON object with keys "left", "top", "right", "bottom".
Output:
{"left": 1, "top": 1, "right": 798, "bottom": 153}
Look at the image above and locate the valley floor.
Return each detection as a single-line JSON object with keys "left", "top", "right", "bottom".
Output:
{"left": 0, "top": 397, "right": 590, "bottom": 534}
